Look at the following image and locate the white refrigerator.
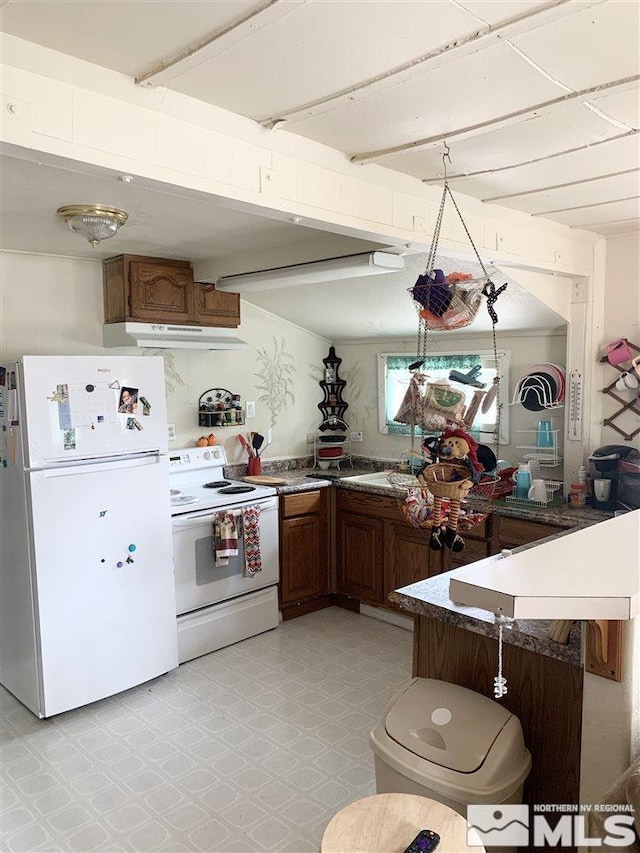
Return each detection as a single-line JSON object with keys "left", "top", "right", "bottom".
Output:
{"left": 0, "top": 355, "right": 178, "bottom": 718}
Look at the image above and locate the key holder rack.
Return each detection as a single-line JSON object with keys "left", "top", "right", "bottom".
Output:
{"left": 599, "top": 340, "right": 640, "bottom": 442}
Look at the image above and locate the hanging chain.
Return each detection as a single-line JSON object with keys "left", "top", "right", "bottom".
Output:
{"left": 494, "top": 613, "right": 509, "bottom": 699}
{"left": 417, "top": 180, "right": 447, "bottom": 363}
{"left": 415, "top": 145, "right": 506, "bottom": 464}
{"left": 491, "top": 316, "right": 501, "bottom": 462}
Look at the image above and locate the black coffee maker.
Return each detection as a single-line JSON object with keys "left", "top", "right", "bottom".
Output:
{"left": 588, "top": 445, "right": 637, "bottom": 510}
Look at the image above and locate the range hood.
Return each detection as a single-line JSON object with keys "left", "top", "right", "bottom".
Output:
{"left": 103, "top": 322, "right": 248, "bottom": 350}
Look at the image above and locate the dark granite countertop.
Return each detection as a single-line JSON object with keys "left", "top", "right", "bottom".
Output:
{"left": 390, "top": 566, "right": 583, "bottom": 666}
{"left": 229, "top": 456, "right": 611, "bottom": 527}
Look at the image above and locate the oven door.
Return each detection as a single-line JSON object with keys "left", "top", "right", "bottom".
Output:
{"left": 172, "top": 496, "right": 279, "bottom": 616}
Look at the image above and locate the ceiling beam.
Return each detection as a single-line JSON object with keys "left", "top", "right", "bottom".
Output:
{"left": 420, "top": 131, "right": 639, "bottom": 184}
{"left": 481, "top": 168, "right": 640, "bottom": 203}
{"left": 259, "top": 0, "right": 592, "bottom": 128}
{"left": 569, "top": 218, "right": 639, "bottom": 231}
{"left": 135, "top": 0, "right": 306, "bottom": 88}
{"left": 531, "top": 196, "right": 640, "bottom": 217}
{"left": 350, "top": 75, "right": 640, "bottom": 165}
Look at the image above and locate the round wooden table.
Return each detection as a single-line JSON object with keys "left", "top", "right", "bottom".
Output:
{"left": 319, "top": 793, "right": 485, "bottom": 853}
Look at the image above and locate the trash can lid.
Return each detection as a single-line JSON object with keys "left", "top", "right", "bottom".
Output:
{"left": 384, "top": 678, "right": 514, "bottom": 773}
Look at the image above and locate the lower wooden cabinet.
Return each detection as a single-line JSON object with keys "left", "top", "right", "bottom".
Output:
{"left": 336, "top": 490, "right": 443, "bottom": 609}
{"left": 281, "top": 486, "right": 573, "bottom": 618}
{"left": 279, "top": 489, "right": 330, "bottom": 619}
{"left": 496, "top": 515, "right": 565, "bottom": 550}
{"left": 337, "top": 511, "right": 384, "bottom": 604}
{"left": 384, "top": 519, "right": 435, "bottom": 600}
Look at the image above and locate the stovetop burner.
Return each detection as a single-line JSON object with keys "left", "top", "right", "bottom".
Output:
{"left": 218, "top": 485, "right": 256, "bottom": 495}
{"left": 203, "top": 480, "right": 231, "bottom": 488}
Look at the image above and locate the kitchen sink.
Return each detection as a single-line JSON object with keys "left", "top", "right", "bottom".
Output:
{"left": 339, "top": 471, "right": 399, "bottom": 489}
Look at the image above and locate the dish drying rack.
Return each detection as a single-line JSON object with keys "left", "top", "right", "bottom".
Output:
{"left": 505, "top": 480, "right": 563, "bottom": 508}
{"left": 510, "top": 378, "right": 564, "bottom": 409}
{"left": 516, "top": 429, "right": 563, "bottom": 467}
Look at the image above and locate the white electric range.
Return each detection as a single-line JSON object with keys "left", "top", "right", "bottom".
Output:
{"left": 168, "top": 446, "right": 280, "bottom": 663}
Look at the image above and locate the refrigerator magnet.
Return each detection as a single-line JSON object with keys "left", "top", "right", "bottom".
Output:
{"left": 139, "top": 396, "right": 151, "bottom": 416}
{"left": 63, "top": 428, "right": 76, "bottom": 450}
{"left": 126, "top": 417, "right": 143, "bottom": 431}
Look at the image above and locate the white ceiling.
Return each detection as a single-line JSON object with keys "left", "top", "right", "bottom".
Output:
{"left": 0, "top": 1, "right": 625, "bottom": 341}
{"left": 1, "top": 0, "right": 638, "bottom": 237}
{"left": 1, "top": 150, "right": 566, "bottom": 340}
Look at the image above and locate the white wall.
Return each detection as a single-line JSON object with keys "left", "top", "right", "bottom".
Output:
{"left": 0, "top": 252, "right": 330, "bottom": 463}
{"left": 597, "top": 233, "right": 640, "bottom": 451}
{"left": 579, "top": 233, "right": 640, "bottom": 805}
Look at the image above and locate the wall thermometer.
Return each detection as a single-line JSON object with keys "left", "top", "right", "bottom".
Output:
{"left": 568, "top": 370, "right": 583, "bottom": 441}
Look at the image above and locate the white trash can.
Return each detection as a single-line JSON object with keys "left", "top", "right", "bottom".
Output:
{"left": 370, "top": 678, "right": 531, "bottom": 814}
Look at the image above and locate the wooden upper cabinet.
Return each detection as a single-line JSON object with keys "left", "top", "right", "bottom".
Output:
{"left": 103, "top": 255, "right": 240, "bottom": 328}
{"left": 193, "top": 283, "right": 240, "bottom": 328}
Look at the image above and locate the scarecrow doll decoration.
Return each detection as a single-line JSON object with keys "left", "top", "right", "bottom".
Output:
{"left": 422, "top": 427, "right": 493, "bottom": 553}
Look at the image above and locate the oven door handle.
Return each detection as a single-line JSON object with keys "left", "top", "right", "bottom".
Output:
{"left": 171, "top": 497, "right": 278, "bottom": 528}
{"left": 172, "top": 511, "right": 230, "bottom": 529}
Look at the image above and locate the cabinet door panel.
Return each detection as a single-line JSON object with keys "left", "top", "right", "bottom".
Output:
{"left": 444, "top": 536, "right": 492, "bottom": 570}
{"left": 385, "top": 521, "right": 439, "bottom": 605}
{"left": 337, "top": 513, "right": 383, "bottom": 604}
{"left": 280, "top": 516, "right": 328, "bottom": 605}
{"left": 129, "top": 259, "right": 193, "bottom": 322}
{"left": 194, "top": 284, "right": 240, "bottom": 327}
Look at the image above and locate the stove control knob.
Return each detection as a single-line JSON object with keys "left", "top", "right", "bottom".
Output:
{"left": 204, "top": 450, "right": 211, "bottom": 460}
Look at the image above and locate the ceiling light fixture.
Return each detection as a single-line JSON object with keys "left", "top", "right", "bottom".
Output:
{"left": 215, "top": 252, "right": 405, "bottom": 294}
{"left": 57, "top": 204, "right": 128, "bottom": 248}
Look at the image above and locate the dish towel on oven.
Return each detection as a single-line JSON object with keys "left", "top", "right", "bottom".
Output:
{"left": 212, "top": 510, "right": 239, "bottom": 566}
{"left": 242, "top": 505, "right": 262, "bottom": 577}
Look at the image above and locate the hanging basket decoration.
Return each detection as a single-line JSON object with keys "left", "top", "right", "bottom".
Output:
{"left": 386, "top": 471, "right": 487, "bottom": 532}
{"left": 421, "top": 462, "right": 473, "bottom": 499}
{"left": 410, "top": 269, "right": 485, "bottom": 331}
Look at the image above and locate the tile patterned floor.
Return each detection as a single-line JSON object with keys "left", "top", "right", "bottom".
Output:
{"left": 1, "top": 607, "right": 412, "bottom": 852}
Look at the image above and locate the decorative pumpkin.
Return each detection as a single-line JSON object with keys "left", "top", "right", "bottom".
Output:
{"left": 207, "top": 434, "right": 217, "bottom": 446}
{"left": 196, "top": 436, "right": 208, "bottom": 447}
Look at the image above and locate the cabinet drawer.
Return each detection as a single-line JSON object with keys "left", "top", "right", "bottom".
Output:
{"left": 281, "top": 490, "right": 323, "bottom": 518}
{"left": 498, "top": 516, "right": 565, "bottom": 547}
{"left": 337, "top": 488, "right": 399, "bottom": 519}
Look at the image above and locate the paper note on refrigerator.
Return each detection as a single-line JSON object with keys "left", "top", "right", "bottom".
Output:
{"left": 66, "top": 382, "right": 118, "bottom": 427}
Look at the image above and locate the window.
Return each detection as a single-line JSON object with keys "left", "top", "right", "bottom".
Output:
{"left": 377, "top": 349, "right": 510, "bottom": 443}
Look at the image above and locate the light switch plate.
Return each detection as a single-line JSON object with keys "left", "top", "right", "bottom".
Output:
{"left": 246, "top": 401, "right": 256, "bottom": 418}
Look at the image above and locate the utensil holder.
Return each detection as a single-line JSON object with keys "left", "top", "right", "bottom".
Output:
{"left": 247, "top": 457, "right": 262, "bottom": 476}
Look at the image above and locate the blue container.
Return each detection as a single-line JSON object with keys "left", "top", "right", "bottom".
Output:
{"left": 536, "top": 420, "right": 553, "bottom": 449}
{"left": 515, "top": 469, "right": 532, "bottom": 499}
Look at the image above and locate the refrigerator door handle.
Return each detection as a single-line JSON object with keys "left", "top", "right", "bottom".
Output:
{"left": 40, "top": 453, "right": 162, "bottom": 478}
